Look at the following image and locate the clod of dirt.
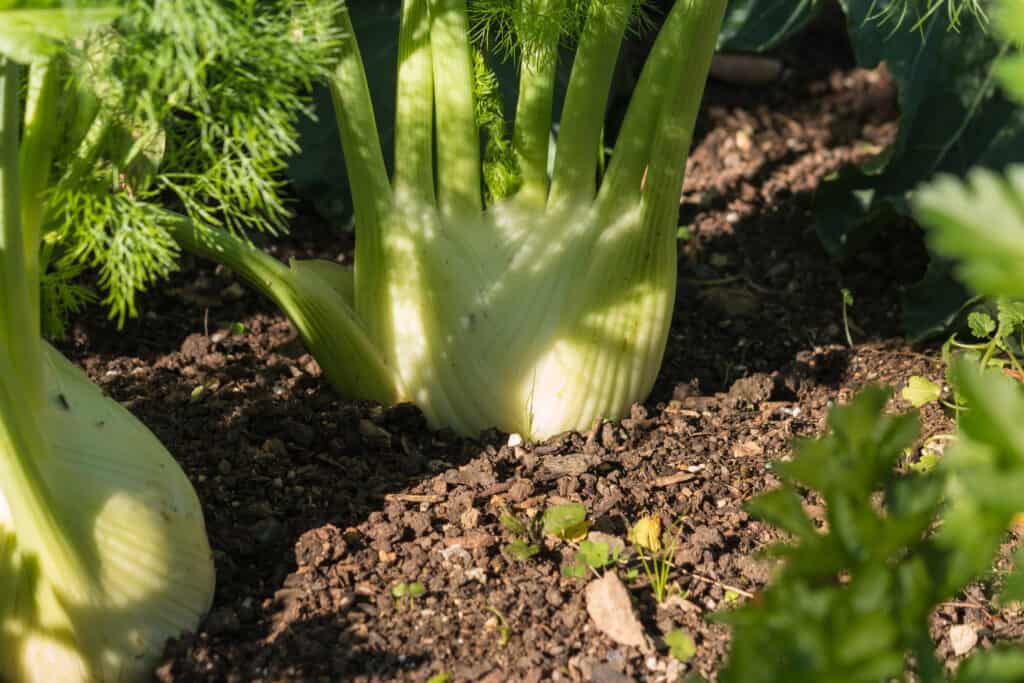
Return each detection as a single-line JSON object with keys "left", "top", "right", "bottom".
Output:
{"left": 585, "top": 573, "right": 651, "bottom": 651}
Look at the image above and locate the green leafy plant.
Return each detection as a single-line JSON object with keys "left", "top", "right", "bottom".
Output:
{"left": 169, "top": 0, "right": 729, "bottom": 440}
{"left": 0, "top": 1, "right": 345, "bottom": 679}
{"left": 500, "top": 501, "right": 591, "bottom": 561}
{"left": 718, "top": 379, "right": 1024, "bottom": 682}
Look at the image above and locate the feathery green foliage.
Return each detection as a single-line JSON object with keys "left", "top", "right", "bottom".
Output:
{"left": 35, "top": 0, "right": 341, "bottom": 331}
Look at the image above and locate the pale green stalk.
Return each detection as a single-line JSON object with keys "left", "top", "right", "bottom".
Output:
{"left": 548, "top": 0, "right": 632, "bottom": 209}
{"left": 162, "top": 211, "right": 404, "bottom": 404}
{"left": 394, "top": 0, "right": 435, "bottom": 200}
{"left": 326, "top": 7, "right": 392, "bottom": 343}
{"left": 430, "top": 0, "right": 482, "bottom": 217}
{"left": 512, "top": 0, "right": 558, "bottom": 208}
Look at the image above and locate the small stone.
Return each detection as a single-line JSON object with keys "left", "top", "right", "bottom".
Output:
{"left": 217, "top": 458, "right": 232, "bottom": 475}
{"left": 950, "top": 623, "right": 978, "bottom": 656}
{"left": 507, "top": 433, "right": 524, "bottom": 448}
{"left": 460, "top": 507, "right": 481, "bottom": 529}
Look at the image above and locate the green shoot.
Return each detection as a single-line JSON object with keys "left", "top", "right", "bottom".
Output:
{"left": 487, "top": 605, "right": 512, "bottom": 645}
{"left": 840, "top": 287, "right": 855, "bottom": 348}
{"left": 632, "top": 514, "right": 686, "bottom": 603}
{"left": 391, "top": 580, "right": 426, "bottom": 610}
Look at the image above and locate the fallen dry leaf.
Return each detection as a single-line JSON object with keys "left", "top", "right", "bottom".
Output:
{"left": 585, "top": 573, "right": 650, "bottom": 651}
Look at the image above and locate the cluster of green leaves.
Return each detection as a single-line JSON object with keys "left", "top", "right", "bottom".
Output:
{"left": 499, "top": 501, "right": 589, "bottom": 560}
{"left": 391, "top": 580, "right": 426, "bottom": 609}
{"left": 904, "top": 301, "right": 1024, "bottom": 419}
{"left": 718, "top": 378, "right": 1024, "bottom": 682}
{"left": 19, "top": 0, "right": 340, "bottom": 333}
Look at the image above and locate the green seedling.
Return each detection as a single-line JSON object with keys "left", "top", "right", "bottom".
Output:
{"left": 499, "top": 507, "right": 541, "bottom": 561}
{"left": 633, "top": 514, "right": 687, "bottom": 604}
{"left": 901, "top": 375, "right": 943, "bottom": 408}
{"left": 229, "top": 321, "right": 247, "bottom": 336}
{"left": 841, "top": 288, "right": 855, "bottom": 348}
{"left": 563, "top": 539, "right": 621, "bottom": 579}
{"left": 487, "top": 606, "right": 511, "bottom": 646}
{"left": 665, "top": 628, "right": 697, "bottom": 662}
{"left": 500, "top": 502, "right": 591, "bottom": 562}
{"left": 426, "top": 674, "right": 452, "bottom": 683}
{"left": 391, "top": 581, "right": 425, "bottom": 610}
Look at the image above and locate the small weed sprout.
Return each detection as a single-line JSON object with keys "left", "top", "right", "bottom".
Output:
{"left": 486, "top": 606, "right": 512, "bottom": 646}
{"left": 500, "top": 502, "right": 590, "bottom": 561}
{"left": 631, "top": 514, "right": 687, "bottom": 603}
{"left": 841, "top": 287, "right": 855, "bottom": 347}
{"left": 391, "top": 581, "right": 425, "bottom": 610}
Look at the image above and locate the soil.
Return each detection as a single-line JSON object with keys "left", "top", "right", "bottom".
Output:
{"left": 54, "top": 19, "right": 1023, "bottom": 683}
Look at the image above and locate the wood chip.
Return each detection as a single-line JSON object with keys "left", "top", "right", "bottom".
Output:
{"left": 383, "top": 493, "right": 444, "bottom": 504}
{"left": 731, "top": 441, "right": 764, "bottom": 458}
{"left": 654, "top": 472, "right": 696, "bottom": 488}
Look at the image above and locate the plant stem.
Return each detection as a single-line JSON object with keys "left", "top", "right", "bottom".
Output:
{"left": 163, "top": 212, "right": 403, "bottom": 404}
{"left": 0, "top": 59, "right": 43, "bottom": 407}
{"left": 327, "top": 6, "right": 392, "bottom": 340}
{"left": 512, "top": 0, "right": 558, "bottom": 209}
{"left": 548, "top": 0, "right": 632, "bottom": 209}
{"left": 0, "top": 56, "right": 87, "bottom": 593}
{"left": 394, "top": 0, "right": 435, "bottom": 201}
{"left": 430, "top": 0, "right": 481, "bottom": 217}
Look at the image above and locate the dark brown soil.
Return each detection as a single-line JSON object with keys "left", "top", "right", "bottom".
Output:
{"left": 55, "top": 33, "right": 1023, "bottom": 683}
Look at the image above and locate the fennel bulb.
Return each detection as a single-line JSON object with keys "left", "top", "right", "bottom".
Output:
{"left": 0, "top": 344, "right": 215, "bottom": 683}
{"left": 172, "top": 0, "right": 727, "bottom": 441}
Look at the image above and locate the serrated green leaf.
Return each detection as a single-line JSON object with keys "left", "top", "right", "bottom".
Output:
{"left": 745, "top": 488, "right": 816, "bottom": 541}
{"left": 915, "top": 167, "right": 1024, "bottom": 300}
{"left": 902, "top": 376, "right": 942, "bottom": 407}
{"left": 968, "top": 311, "right": 997, "bottom": 339}
{"left": 995, "top": 0, "right": 1024, "bottom": 104}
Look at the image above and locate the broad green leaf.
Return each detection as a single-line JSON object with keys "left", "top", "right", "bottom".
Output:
{"left": 664, "top": 628, "right": 697, "bottom": 662}
{"left": 914, "top": 166, "right": 1024, "bottom": 299}
{"left": 0, "top": 8, "right": 122, "bottom": 63}
{"left": 901, "top": 376, "right": 942, "bottom": 407}
{"left": 998, "top": 553, "right": 1024, "bottom": 604}
{"left": 577, "top": 539, "right": 609, "bottom": 569}
{"left": 956, "top": 647, "right": 1024, "bottom": 682}
{"left": 541, "top": 503, "right": 588, "bottom": 540}
{"left": 813, "top": 1, "right": 1024, "bottom": 339}
{"left": 995, "top": 0, "right": 1024, "bottom": 104}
